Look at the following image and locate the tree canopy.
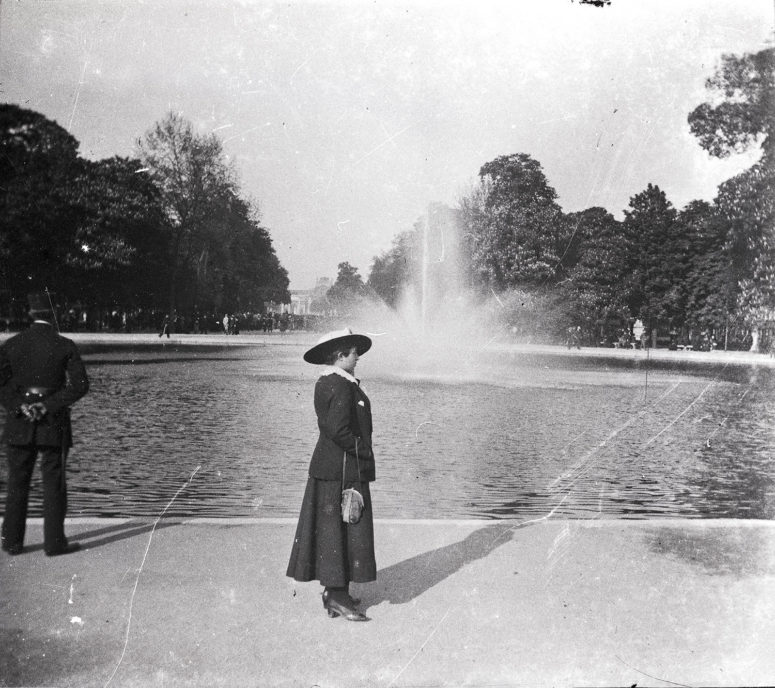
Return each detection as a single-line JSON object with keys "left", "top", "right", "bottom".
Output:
{"left": 0, "top": 105, "right": 80, "bottom": 296}
{"left": 0, "top": 105, "right": 289, "bottom": 325}
{"left": 361, "top": 47, "right": 774, "bottom": 350}
{"left": 688, "top": 48, "right": 775, "bottom": 159}
{"left": 460, "top": 153, "right": 570, "bottom": 290}
{"left": 136, "top": 112, "right": 288, "bottom": 315}
{"left": 367, "top": 230, "right": 417, "bottom": 308}
{"left": 327, "top": 262, "right": 369, "bottom": 312}
{"left": 688, "top": 46, "right": 775, "bottom": 345}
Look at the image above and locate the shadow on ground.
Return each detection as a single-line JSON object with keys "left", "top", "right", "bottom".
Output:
{"left": 72, "top": 519, "right": 179, "bottom": 551}
{"left": 362, "top": 521, "right": 529, "bottom": 609}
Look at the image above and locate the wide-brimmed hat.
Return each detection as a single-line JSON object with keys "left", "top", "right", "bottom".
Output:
{"left": 303, "top": 327, "right": 372, "bottom": 364}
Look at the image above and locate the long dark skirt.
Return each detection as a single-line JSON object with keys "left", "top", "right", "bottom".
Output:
{"left": 286, "top": 477, "right": 376, "bottom": 587}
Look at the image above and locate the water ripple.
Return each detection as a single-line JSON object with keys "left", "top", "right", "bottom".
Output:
{"left": 1, "top": 344, "right": 773, "bottom": 519}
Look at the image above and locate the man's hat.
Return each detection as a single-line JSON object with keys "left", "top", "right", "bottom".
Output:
{"left": 27, "top": 291, "right": 55, "bottom": 316}
{"left": 303, "top": 327, "right": 372, "bottom": 364}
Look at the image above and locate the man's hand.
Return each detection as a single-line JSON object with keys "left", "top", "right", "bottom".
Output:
{"left": 29, "top": 402, "right": 47, "bottom": 421}
{"left": 20, "top": 402, "right": 47, "bottom": 422}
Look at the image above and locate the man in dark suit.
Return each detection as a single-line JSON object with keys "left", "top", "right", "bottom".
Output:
{"left": 0, "top": 292, "right": 89, "bottom": 556}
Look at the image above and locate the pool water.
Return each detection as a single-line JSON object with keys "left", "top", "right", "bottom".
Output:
{"left": 1, "top": 342, "right": 773, "bottom": 519}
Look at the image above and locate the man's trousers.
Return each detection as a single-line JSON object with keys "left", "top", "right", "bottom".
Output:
{"left": 2, "top": 444, "right": 67, "bottom": 553}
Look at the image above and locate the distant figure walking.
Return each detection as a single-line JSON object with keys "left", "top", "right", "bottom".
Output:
{"left": 0, "top": 292, "right": 90, "bottom": 556}
{"left": 158, "top": 314, "right": 171, "bottom": 338}
{"left": 287, "top": 328, "right": 376, "bottom": 621}
{"left": 222, "top": 314, "right": 230, "bottom": 334}
{"left": 566, "top": 325, "right": 581, "bottom": 350}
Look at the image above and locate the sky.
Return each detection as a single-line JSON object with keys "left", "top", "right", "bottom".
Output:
{"left": 1, "top": 0, "right": 773, "bottom": 290}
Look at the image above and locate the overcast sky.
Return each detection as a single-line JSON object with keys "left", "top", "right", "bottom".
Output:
{"left": 2, "top": 0, "right": 773, "bottom": 289}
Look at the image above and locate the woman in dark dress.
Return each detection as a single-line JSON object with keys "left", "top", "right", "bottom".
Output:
{"left": 286, "top": 328, "right": 376, "bottom": 622}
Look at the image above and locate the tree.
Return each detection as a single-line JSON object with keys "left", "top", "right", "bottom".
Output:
{"left": 233, "top": 223, "right": 290, "bottom": 308}
{"left": 0, "top": 105, "right": 81, "bottom": 298}
{"left": 460, "top": 153, "right": 568, "bottom": 291}
{"left": 220, "top": 196, "right": 289, "bottom": 311}
{"left": 327, "top": 262, "right": 370, "bottom": 314}
{"left": 688, "top": 47, "right": 775, "bottom": 349}
{"left": 688, "top": 48, "right": 775, "bottom": 159}
{"left": 63, "top": 156, "right": 170, "bottom": 308}
{"left": 623, "top": 184, "right": 684, "bottom": 329}
{"left": 367, "top": 230, "right": 418, "bottom": 308}
{"left": 715, "top": 161, "right": 775, "bottom": 349}
{"left": 0, "top": 106, "right": 167, "bottom": 312}
{"left": 563, "top": 207, "right": 630, "bottom": 338}
{"left": 679, "top": 200, "right": 739, "bottom": 345}
{"left": 136, "top": 112, "right": 237, "bottom": 316}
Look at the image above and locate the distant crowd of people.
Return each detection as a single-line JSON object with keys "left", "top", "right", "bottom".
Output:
{"left": 2, "top": 306, "right": 328, "bottom": 336}
{"left": 160, "top": 311, "right": 322, "bottom": 337}
{"left": 217, "top": 311, "right": 305, "bottom": 334}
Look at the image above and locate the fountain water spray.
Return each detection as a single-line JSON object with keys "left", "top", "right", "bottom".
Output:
{"left": 342, "top": 202, "right": 562, "bottom": 383}
{"left": 345, "top": 203, "right": 495, "bottom": 381}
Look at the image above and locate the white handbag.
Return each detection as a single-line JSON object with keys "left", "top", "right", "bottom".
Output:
{"left": 340, "top": 439, "right": 364, "bottom": 524}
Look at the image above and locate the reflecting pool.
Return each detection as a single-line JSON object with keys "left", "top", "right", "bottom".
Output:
{"left": 1, "top": 341, "right": 773, "bottom": 519}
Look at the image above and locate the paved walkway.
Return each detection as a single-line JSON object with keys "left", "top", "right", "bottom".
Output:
{"left": 2, "top": 518, "right": 774, "bottom": 687}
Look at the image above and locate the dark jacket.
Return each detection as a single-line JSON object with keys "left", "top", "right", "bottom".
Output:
{"left": 308, "top": 370, "right": 375, "bottom": 483}
{"left": 0, "top": 323, "right": 89, "bottom": 447}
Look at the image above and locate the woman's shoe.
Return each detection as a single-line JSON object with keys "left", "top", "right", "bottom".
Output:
{"left": 322, "top": 590, "right": 369, "bottom": 621}
{"left": 322, "top": 589, "right": 360, "bottom": 608}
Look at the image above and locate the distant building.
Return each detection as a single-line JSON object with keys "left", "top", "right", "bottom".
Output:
{"left": 288, "top": 291, "right": 313, "bottom": 315}
{"left": 286, "top": 277, "right": 332, "bottom": 315}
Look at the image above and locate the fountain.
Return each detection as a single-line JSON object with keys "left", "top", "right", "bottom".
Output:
{"left": 346, "top": 202, "right": 494, "bottom": 382}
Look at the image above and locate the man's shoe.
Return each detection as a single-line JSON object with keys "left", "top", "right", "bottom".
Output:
{"left": 2, "top": 543, "right": 23, "bottom": 555}
{"left": 45, "top": 542, "right": 81, "bottom": 557}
